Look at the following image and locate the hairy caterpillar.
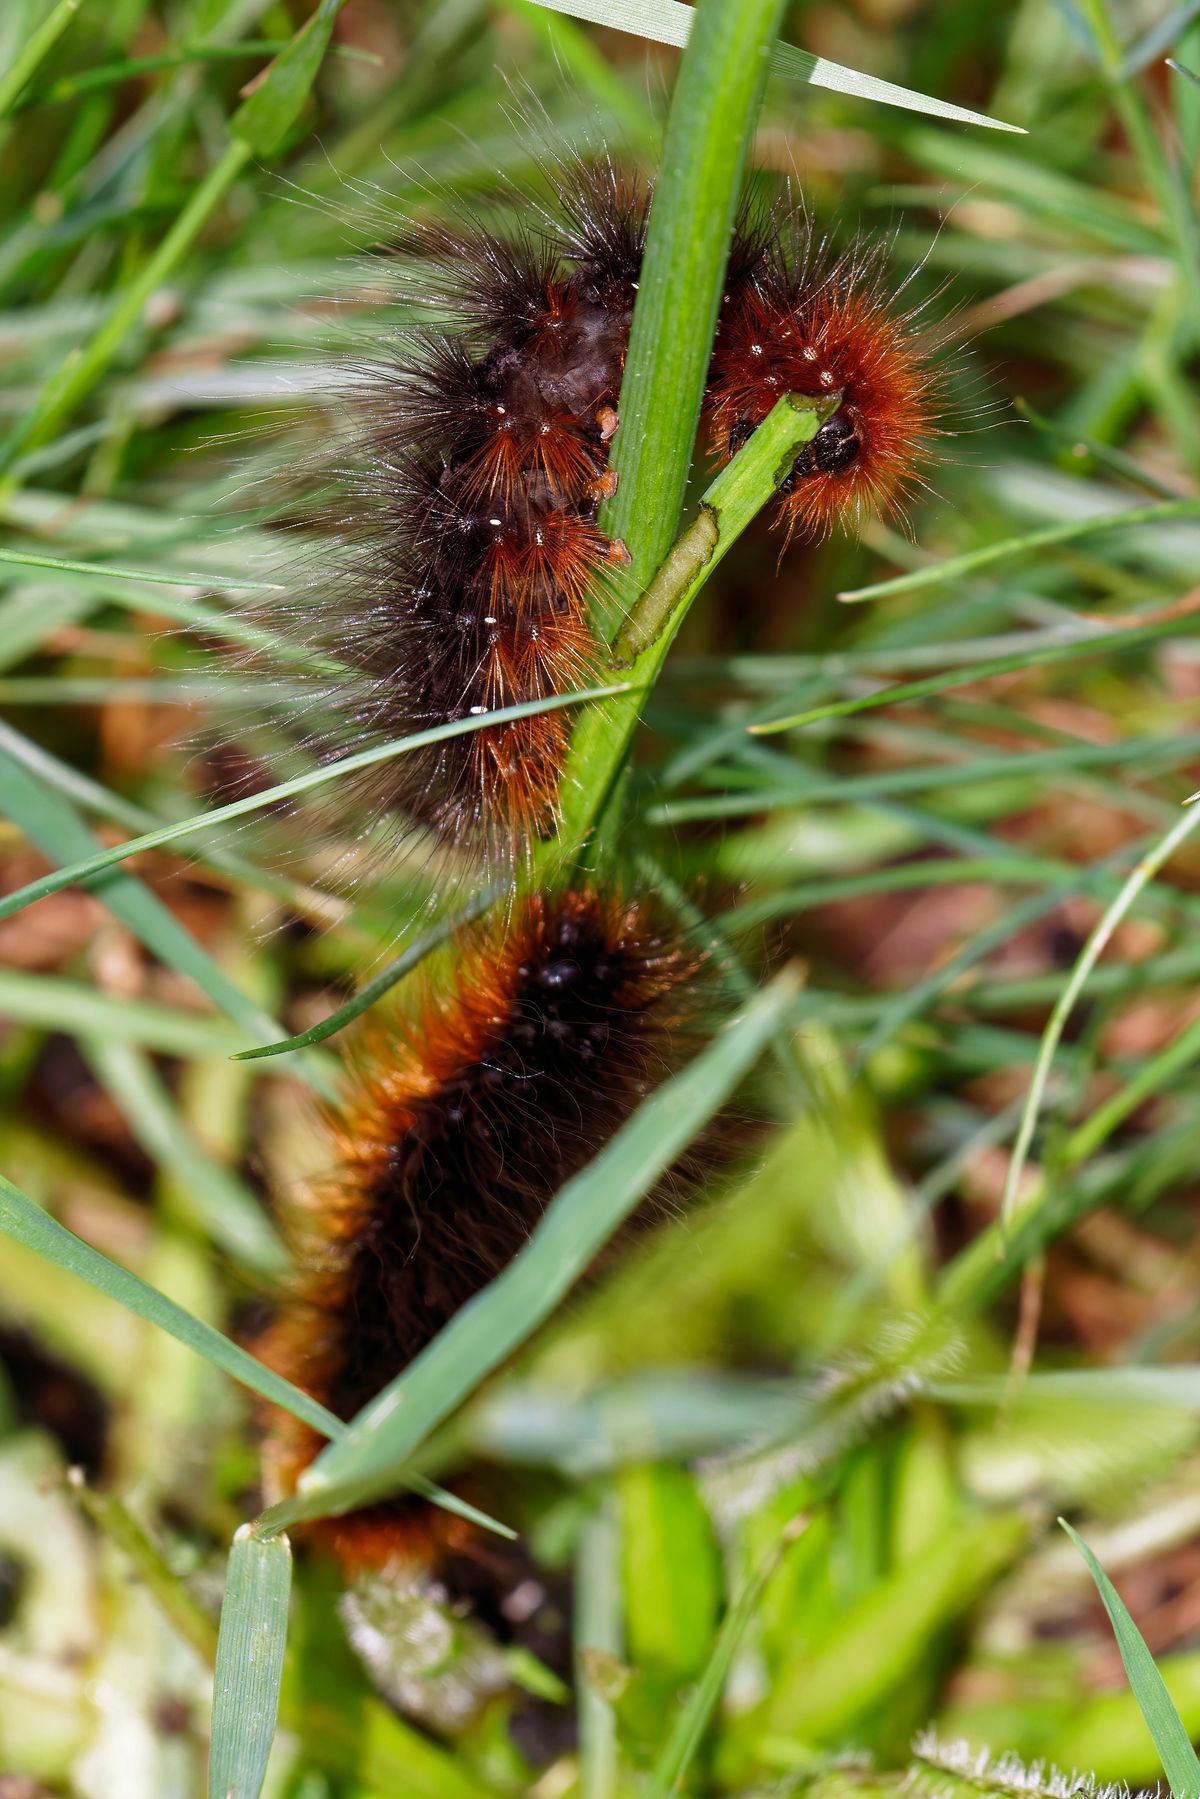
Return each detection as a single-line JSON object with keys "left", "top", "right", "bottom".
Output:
{"left": 263, "top": 159, "right": 941, "bottom": 877}
{"left": 259, "top": 887, "right": 700, "bottom": 1575}
{"left": 248, "top": 151, "right": 943, "bottom": 1732}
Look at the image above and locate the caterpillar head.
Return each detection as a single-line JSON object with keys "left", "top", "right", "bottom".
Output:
{"left": 710, "top": 226, "right": 944, "bottom": 540}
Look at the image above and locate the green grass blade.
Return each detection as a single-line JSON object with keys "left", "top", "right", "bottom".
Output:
{"left": 0, "top": 137, "right": 254, "bottom": 469}
{"left": 1002, "top": 802, "right": 1200, "bottom": 1230}
{"left": 761, "top": 1512, "right": 1028, "bottom": 1741}
{"left": 0, "top": 1172, "right": 510, "bottom": 1540}
{"left": 608, "top": 392, "right": 835, "bottom": 669}
{"left": 82, "top": 1039, "right": 288, "bottom": 1277}
{"left": 0, "top": 0, "right": 86, "bottom": 118}
{"left": 1061, "top": 1004, "right": 1200, "bottom": 1167}
{"left": 1117, "top": 1, "right": 1200, "bottom": 79}
{"left": 749, "top": 612, "right": 1200, "bottom": 735}
{"left": 0, "top": 682, "right": 631, "bottom": 924}
{"left": 231, "top": 0, "right": 344, "bottom": 157}
{"left": 208, "top": 1525, "right": 292, "bottom": 1799}
{"left": 839, "top": 498, "right": 1200, "bottom": 602}
{"left": 649, "top": 731, "right": 1200, "bottom": 826}
{"left": 260, "top": 968, "right": 802, "bottom": 1529}
{"left": 0, "top": 720, "right": 338, "bottom": 913}
{"left": 0, "top": 545, "right": 279, "bottom": 589}
{"left": 0, "top": 1173, "right": 342, "bottom": 1437}
{"left": 1061, "top": 1520, "right": 1200, "bottom": 1799}
{"left": 645, "top": 1526, "right": 797, "bottom": 1799}
{"left": 0, "top": 734, "right": 295, "bottom": 1051}
{"left": 0, "top": 969, "right": 252, "bottom": 1057}
{"left": 577, "top": 1494, "right": 623, "bottom": 1799}
{"left": 560, "top": 394, "right": 833, "bottom": 856}
{"left": 70, "top": 1471, "right": 220, "bottom": 1665}
{"left": 595, "top": 0, "right": 787, "bottom": 594}
{"left": 526, "top": 0, "right": 1022, "bottom": 130}
{"left": 232, "top": 882, "right": 505, "bottom": 1060}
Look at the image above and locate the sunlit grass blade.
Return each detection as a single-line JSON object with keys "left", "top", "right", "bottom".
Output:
{"left": 1001, "top": 802, "right": 1200, "bottom": 1232}
{"left": 208, "top": 1525, "right": 292, "bottom": 1799}
{"left": 1061, "top": 1520, "right": 1200, "bottom": 1799}
{"left": 526, "top": 0, "right": 1022, "bottom": 130}
{"left": 260, "top": 967, "right": 802, "bottom": 1530}
{"left": 0, "top": 682, "right": 631, "bottom": 924}
{"left": 0, "top": 0, "right": 86, "bottom": 118}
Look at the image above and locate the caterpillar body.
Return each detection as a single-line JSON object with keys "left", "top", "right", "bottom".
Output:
{"left": 260, "top": 887, "right": 700, "bottom": 1565}
{"left": 267, "top": 160, "right": 940, "bottom": 876}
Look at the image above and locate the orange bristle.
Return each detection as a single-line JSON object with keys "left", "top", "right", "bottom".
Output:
{"left": 707, "top": 225, "right": 942, "bottom": 540}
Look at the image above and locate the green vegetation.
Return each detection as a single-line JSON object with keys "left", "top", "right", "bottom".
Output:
{"left": 2, "top": 1, "right": 1200, "bottom": 1795}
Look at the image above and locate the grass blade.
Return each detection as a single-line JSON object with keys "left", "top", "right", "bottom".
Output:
{"left": 577, "top": 1495, "right": 623, "bottom": 1799}
{"left": 231, "top": 0, "right": 344, "bottom": 156}
{"left": 1001, "top": 802, "right": 1200, "bottom": 1230}
{"left": 748, "top": 612, "right": 1200, "bottom": 735}
{"left": 526, "top": 0, "right": 1022, "bottom": 130}
{"left": 839, "top": 498, "right": 1200, "bottom": 602}
{"left": 82, "top": 1039, "right": 288, "bottom": 1277}
{"left": 208, "top": 1526, "right": 292, "bottom": 1799}
{"left": 1061, "top": 1520, "right": 1200, "bottom": 1799}
{"left": 0, "top": 682, "right": 631, "bottom": 924}
{"left": 0, "top": 1173, "right": 511, "bottom": 1540}
{"left": 645, "top": 1525, "right": 799, "bottom": 1799}
{"left": 0, "top": 0, "right": 86, "bottom": 118}
{"left": 0, "top": 1173, "right": 341, "bottom": 1436}
{"left": 0, "top": 545, "right": 279, "bottom": 589}
{"left": 0, "top": 735, "right": 300, "bottom": 1058}
{"left": 232, "top": 882, "right": 505, "bottom": 1059}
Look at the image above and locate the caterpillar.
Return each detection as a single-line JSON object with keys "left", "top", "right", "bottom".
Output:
{"left": 259, "top": 886, "right": 700, "bottom": 1564}
{"left": 249, "top": 153, "right": 943, "bottom": 1732}
{"left": 263, "top": 158, "right": 941, "bottom": 878}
